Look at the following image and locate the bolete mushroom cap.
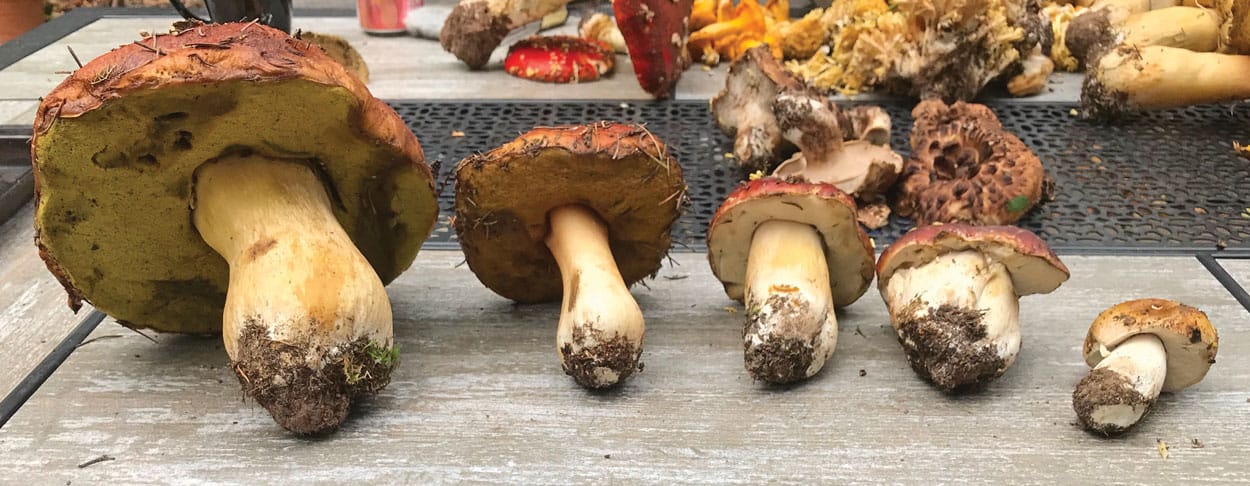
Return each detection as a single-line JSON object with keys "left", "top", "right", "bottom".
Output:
{"left": 876, "top": 224, "right": 1070, "bottom": 296}
{"left": 503, "top": 35, "right": 616, "bottom": 83}
{"left": 707, "top": 177, "right": 875, "bottom": 307}
{"left": 453, "top": 122, "right": 687, "bottom": 303}
{"left": 897, "top": 99, "right": 1045, "bottom": 226}
{"left": 1083, "top": 298, "right": 1218, "bottom": 392}
{"left": 31, "top": 22, "right": 438, "bottom": 334}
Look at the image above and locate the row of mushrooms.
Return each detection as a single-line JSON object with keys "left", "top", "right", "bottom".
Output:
{"left": 29, "top": 21, "right": 1219, "bottom": 439}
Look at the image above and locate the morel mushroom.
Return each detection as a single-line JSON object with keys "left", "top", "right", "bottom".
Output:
{"left": 503, "top": 35, "right": 616, "bottom": 83}
{"left": 31, "top": 23, "right": 439, "bottom": 435}
{"left": 613, "top": 0, "right": 695, "bottom": 98}
{"left": 454, "top": 123, "right": 686, "bottom": 389}
{"left": 771, "top": 89, "right": 903, "bottom": 200}
{"left": 711, "top": 45, "right": 806, "bottom": 171}
{"left": 1082, "top": 44, "right": 1250, "bottom": 118}
{"left": 897, "top": 99, "right": 1045, "bottom": 226}
{"left": 707, "top": 177, "right": 875, "bottom": 383}
{"left": 876, "top": 225, "right": 1070, "bottom": 392}
{"left": 439, "top": 0, "right": 571, "bottom": 69}
{"left": 1074, "top": 299, "right": 1218, "bottom": 436}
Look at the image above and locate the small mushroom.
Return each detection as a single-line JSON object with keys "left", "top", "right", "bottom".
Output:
{"left": 503, "top": 35, "right": 615, "bottom": 83}
{"left": 578, "top": 12, "right": 627, "bottom": 53}
{"left": 707, "top": 177, "right": 875, "bottom": 383}
{"left": 771, "top": 89, "right": 903, "bottom": 201}
{"left": 1073, "top": 299, "right": 1219, "bottom": 436}
{"left": 897, "top": 99, "right": 1045, "bottom": 226}
{"left": 439, "top": 0, "right": 572, "bottom": 69}
{"left": 31, "top": 22, "right": 439, "bottom": 435}
{"left": 454, "top": 123, "right": 686, "bottom": 389}
{"left": 710, "top": 45, "right": 806, "bottom": 171}
{"left": 613, "top": 0, "right": 695, "bottom": 98}
{"left": 876, "top": 225, "right": 1070, "bottom": 392}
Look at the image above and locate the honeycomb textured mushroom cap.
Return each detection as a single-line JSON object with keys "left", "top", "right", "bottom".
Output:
{"left": 454, "top": 122, "right": 687, "bottom": 303}
{"left": 897, "top": 99, "right": 1045, "bottom": 226}
{"left": 707, "top": 177, "right": 875, "bottom": 307}
{"left": 1084, "top": 298, "right": 1219, "bottom": 392}
{"left": 876, "top": 224, "right": 1069, "bottom": 296}
{"left": 31, "top": 21, "right": 438, "bottom": 334}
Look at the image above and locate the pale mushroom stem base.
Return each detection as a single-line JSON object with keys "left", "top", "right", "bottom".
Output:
{"left": 546, "top": 205, "right": 645, "bottom": 389}
{"left": 193, "top": 154, "right": 396, "bottom": 435}
{"left": 883, "top": 251, "right": 1020, "bottom": 392}
{"left": 743, "top": 220, "right": 836, "bottom": 384}
{"left": 1073, "top": 333, "right": 1168, "bottom": 436}
{"left": 1084, "top": 46, "right": 1250, "bottom": 117}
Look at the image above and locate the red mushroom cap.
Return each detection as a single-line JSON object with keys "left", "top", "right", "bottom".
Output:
{"left": 504, "top": 35, "right": 616, "bottom": 84}
{"left": 707, "top": 177, "right": 875, "bottom": 307}
{"left": 613, "top": 0, "right": 695, "bottom": 98}
{"left": 876, "top": 224, "right": 1070, "bottom": 296}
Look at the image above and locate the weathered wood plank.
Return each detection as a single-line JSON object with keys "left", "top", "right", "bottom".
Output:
{"left": 1, "top": 252, "right": 1245, "bottom": 483}
{"left": 0, "top": 204, "right": 100, "bottom": 399}
{"left": 0, "top": 101, "right": 36, "bottom": 126}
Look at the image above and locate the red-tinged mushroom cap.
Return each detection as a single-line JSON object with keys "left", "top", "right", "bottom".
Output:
{"left": 613, "top": 0, "right": 695, "bottom": 98}
{"left": 504, "top": 35, "right": 616, "bottom": 84}
{"left": 707, "top": 177, "right": 875, "bottom": 307}
{"left": 454, "top": 122, "right": 687, "bottom": 303}
{"left": 876, "top": 224, "right": 1070, "bottom": 296}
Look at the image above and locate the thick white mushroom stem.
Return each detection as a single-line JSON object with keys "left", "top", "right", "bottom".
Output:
{"left": 546, "top": 205, "right": 645, "bottom": 389}
{"left": 884, "top": 250, "right": 1020, "bottom": 392}
{"left": 193, "top": 155, "right": 395, "bottom": 435}
{"left": 1073, "top": 334, "right": 1167, "bottom": 436}
{"left": 743, "top": 220, "right": 835, "bottom": 384}
{"left": 1083, "top": 45, "right": 1250, "bottom": 117}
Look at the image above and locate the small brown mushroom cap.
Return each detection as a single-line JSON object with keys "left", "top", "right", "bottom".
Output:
{"left": 876, "top": 224, "right": 1070, "bottom": 296}
{"left": 897, "top": 99, "right": 1045, "bottom": 226}
{"left": 453, "top": 122, "right": 687, "bottom": 303}
{"left": 707, "top": 177, "right": 875, "bottom": 307}
{"left": 31, "top": 22, "right": 437, "bottom": 334}
{"left": 1083, "top": 298, "right": 1219, "bottom": 392}
{"left": 710, "top": 45, "right": 806, "bottom": 171}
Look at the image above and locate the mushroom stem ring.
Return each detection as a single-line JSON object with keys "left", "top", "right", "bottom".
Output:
{"left": 743, "top": 220, "right": 837, "bottom": 383}
{"left": 546, "top": 204, "right": 645, "bottom": 388}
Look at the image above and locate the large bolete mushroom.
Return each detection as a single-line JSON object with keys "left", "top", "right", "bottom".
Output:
{"left": 897, "top": 99, "right": 1046, "bottom": 226}
{"left": 454, "top": 123, "right": 686, "bottom": 389}
{"left": 31, "top": 23, "right": 439, "bottom": 435}
{"left": 1081, "top": 44, "right": 1250, "bottom": 118}
{"left": 711, "top": 45, "right": 806, "bottom": 171}
{"left": 707, "top": 177, "right": 875, "bottom": 383}
{"left": 876, "top": 225, "right": 1070, "bottom": 392}
{"left": 1073, "top": 299, "right": 1218, "bottom": 436}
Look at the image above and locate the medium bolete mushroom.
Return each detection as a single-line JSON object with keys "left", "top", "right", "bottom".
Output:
{"left": 1073, "top": 299, "right": 1218, "bottom": 436}
{"left": 1067, "top": 6, "right": 1219, "bottom": 65}
{"left": 454, "top": 123, "right": 686, "bottom": 389}
{"left": 897, "top": 99, "right": 1046, "bottom": 226}
{"left": 711, "top": 45, "right": 806, "bottom": 171}
{"left": 1081, "top": 44, "right": 1250, "bottom": 118}
{"left": 876, "top": 224, "right": 1070, "bottom": 392}
{"left": 31, "top": 23, "right": 439, "bottom": 434}
{"left": 439, "top": 0, "right": 571, "bottom": 69}
{"left": 707, "top": 177, "right": 875, "bottom": 383}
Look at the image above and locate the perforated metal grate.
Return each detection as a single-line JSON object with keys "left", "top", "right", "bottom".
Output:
{"left": 387, "top": 100, "right": 1250, "bottom": 254}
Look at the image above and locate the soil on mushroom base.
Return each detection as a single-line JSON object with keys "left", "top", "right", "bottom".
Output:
{"left": 1072, "top": 367, "right": 1154, "bottom": 436}
{"left": 743, "top": 293, "right": 816, "bottom": 384}
{"left": 232, "top": 322, "right": 396, "bottom": 435}
{"left": 895, "top": 303, "right": 1005, "bottom": 392}
{"left": 560, "top": 323, "right": 642, "bottom": 389}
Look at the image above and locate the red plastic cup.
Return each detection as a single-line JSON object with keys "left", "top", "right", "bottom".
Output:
{"left": 357, "top": 0, "right": 416, "bottom": 34}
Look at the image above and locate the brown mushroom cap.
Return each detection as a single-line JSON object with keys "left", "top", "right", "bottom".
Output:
{"left": 453, "top": 122, "right": 687, "bottom": 303}
{"left": 31, "top": 22, "right": 437, "bottom": 334}
{"left": 897, "top": 99, "right": 1045, "bottom": 226}
{"left": 876, "top": 224, "right": 1070, "bottom": 296}
{"left": 707, "top": 177, "right": 875, "bottom": 307}
{"left": 1084, "top": 298, "right": 1219, "bottom": 392}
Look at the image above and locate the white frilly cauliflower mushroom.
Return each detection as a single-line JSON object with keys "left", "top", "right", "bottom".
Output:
{"left": 875, "top": 224, "right": 1070, "bottom": 392}
{"left": 707, "top": 177, "right": 875, "bottom": 383}
{"left": 1073, "top": 299, "right": 1219, "bottom": 436}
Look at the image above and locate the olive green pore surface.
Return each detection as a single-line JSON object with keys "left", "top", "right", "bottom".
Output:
{"left": 33, "top": 79, "right": 438, "bottom": 334}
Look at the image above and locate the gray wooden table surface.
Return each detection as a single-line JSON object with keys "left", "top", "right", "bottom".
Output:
{"left": 0, "top": 11, "right": 1245, "bottom": 485}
